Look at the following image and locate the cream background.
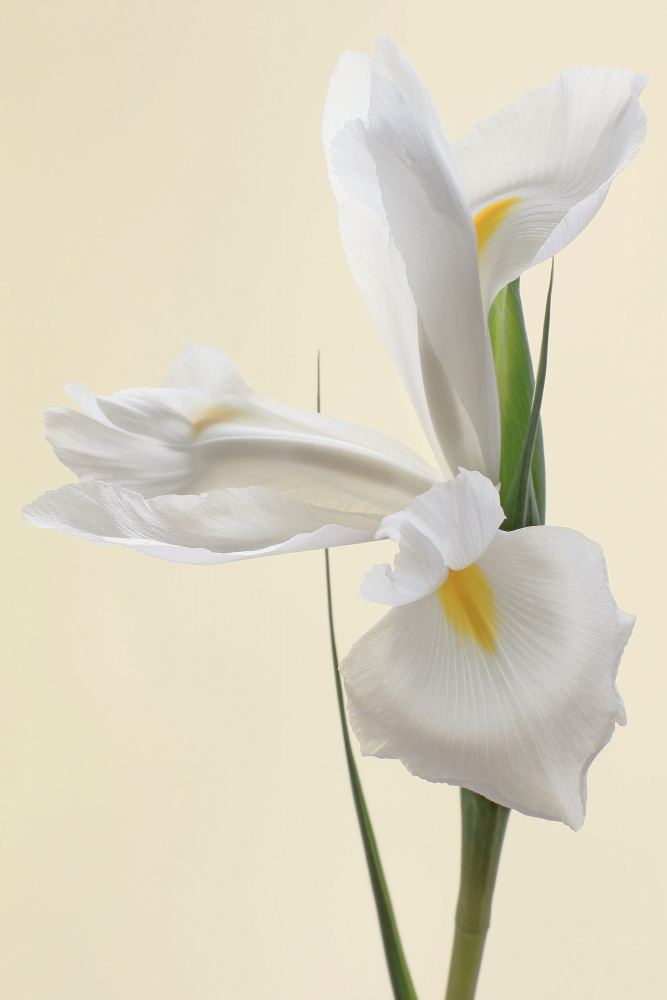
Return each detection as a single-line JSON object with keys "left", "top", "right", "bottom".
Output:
{"left": 2, "top": 2, "right": 665, "bottom": 997}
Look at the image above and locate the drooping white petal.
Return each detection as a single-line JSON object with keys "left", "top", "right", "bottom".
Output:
{"left": 362, "top": 47, "right": 500, "bottom": 479}
{"left": 455, "top": 67, "right": 648, "bottom": 312}
{"left": 342, "top": 525, "right": 633, "bottom": 829}
{"left": 45, "top": 345, "right": 439, "bottom": 514}
{"left": 22, "top": 482, "right": 380, "bottom": 565}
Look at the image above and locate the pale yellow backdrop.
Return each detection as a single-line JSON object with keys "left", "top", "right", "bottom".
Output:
{"left": 2, "top": 2, "right": 665, "bottom": 998}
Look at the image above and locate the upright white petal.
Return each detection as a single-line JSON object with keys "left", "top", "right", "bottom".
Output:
{"left": 323, "top": 51, "right": 451, "bottom": 475}
{"left": 325, "top": 40, "right": 501, "bottom": 480}
{"left": 342, "top": 476, "right": 633, "bottom": 828}
{"left": 455, "top": 67, "right": 648, "bottom": 312}
{"left": 45, "top": 345, "right": 438, "bottom": 515}
{"left": 22, "top": 482, "right": 379, "bottom": 565}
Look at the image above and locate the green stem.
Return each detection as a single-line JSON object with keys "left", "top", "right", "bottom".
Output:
{"left": 444, "top": 269, "right": 549, "bottom": 998}
{"left": 325, "top": 550, "right": 418, "bottom": 1000}
{"left": 444, "top": 790, "right": 509, "bottom": 1000}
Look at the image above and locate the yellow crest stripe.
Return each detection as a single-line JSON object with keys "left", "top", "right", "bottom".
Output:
{"left": 192, "top": 405, "right": 238, "bottom": 434}
{"left": 438, "top": 564, "right": 498, "bottom": 654}
{"left": 474, "top": 197, "right": 520, "bottom": 257}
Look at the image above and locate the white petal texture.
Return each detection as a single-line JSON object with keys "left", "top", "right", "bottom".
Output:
{"left": 323, "top": 49, "right": 446, "bottom": 472}
{"left": 455, "top": 67, "right": 648, "bottom": 313}
{"left": 43, "top": 344, "right": 439, "bottom": 516}
{"left": 324, "top": 37, "right": 646, "bottom": 477}
{"left": 26, "top": 344, "right": 440, "bottom": 565}
{"left": 324, "top": 38, "right": 499, "bottom": 480}
{"left": 342, "top": 473, "right": 634, "bottom": 828}
{"left": 23, "top": 481, "right": 380, "bottom": 565}
{"left": 361, "top": 470, "right": 503, "bottom": 605}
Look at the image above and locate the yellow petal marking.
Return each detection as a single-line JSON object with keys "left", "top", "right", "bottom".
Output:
{"left": 438, "top": 563, "right": 498, "bottom": 654}
{"left": 474, "top": 197, "right": 521, "bottom": 257}
{"left": 192, "top": 405, "right": 238, "bottom": 435}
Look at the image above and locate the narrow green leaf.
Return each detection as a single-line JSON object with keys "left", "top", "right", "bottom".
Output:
{"left": 501, "top": 261, "right": 554, "bottom": 532}
{"left": 488, "top": 278, "right": 545, "bottom": 523}
{"left": 324, "top": 552, "right": 418, "bottom": 1000}
{"left": 319, "top": 354, "right": 418, "bottom": 1000}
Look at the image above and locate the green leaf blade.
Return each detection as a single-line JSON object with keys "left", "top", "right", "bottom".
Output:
{"left": 501, "top": 262, "right": 554, "bottom": 532}
{"left": 488, "top": 278, "right": 546, "bottom": 523}
{"left": 319, "top": 356, "right": 418, "bottom": 1000}
{"left": 324, "top": 552, "right": 418, "bottom": 1000}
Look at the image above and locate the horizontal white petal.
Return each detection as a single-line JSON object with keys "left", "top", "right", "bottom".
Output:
{"left": 45, "top": 345, "right": 439, "bottom": 515}
{"left": 455, "top": 67, "right": 648, "bottom": 311}
{"left": 44, "top": 408, "right": 195, "bottom": 496}
{"left": 22, "top": 482, "right": 380, "bottom": 565}
{"left": 342, "top": 525, "right": 633, "bottom": 828}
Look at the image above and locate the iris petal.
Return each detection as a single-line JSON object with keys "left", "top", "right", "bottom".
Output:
{"left": 22, "top": 481, "right": 380, "bottom": 565}
{"left": 455, "top": 66, "right": 647, "bottom": 312}
{"left": 342, "top": 525, "right": 632, "bottom": 829}
{"left": 44, "top": 344, "right": 439, "bottom": 515}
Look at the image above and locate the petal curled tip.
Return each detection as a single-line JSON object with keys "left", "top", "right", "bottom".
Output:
{"left": 362, "top": 471, "right": 504, "bottom": 607}
{"left": 397, "top": 470, "right": 504, "bottom": 570}
{"left": 374, "top": 509, "right": 405, "bottom": 543}
{"left": 159, "top": 343, "right": 242, "bottom": 391}
{"left": 342, "top": 523, "right": 634, "bottom": 829}
{"left": 629, "top": 70, "right": 649, "bottom": 96}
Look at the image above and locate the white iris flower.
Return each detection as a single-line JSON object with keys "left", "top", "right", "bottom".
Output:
{"left": 22, "top": 344, "right": 634, "bottom": 828}
{"left": 24, "top": 344, "right": 439, "bottom": 562}
{"left": 347, "top": 470, "right": 631, "bottom": 830}
{"left": 323, "top": 36, "right": 647, "bottom": 479}
{"left": 23, "top": 38, "right": 643, "bottom": 829}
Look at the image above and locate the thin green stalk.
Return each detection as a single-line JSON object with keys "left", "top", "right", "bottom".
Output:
{"left": 444, "top": 269, "right": 553, "bottom": 998}
{"left": 444, "top": 791, "right": 509, "bottom": 1000}
{"left": 318, "top": 353, "right": 416, "bottom": 1000}
{"left": 324, "top": 550, "right": 418, "bottom": 1000}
